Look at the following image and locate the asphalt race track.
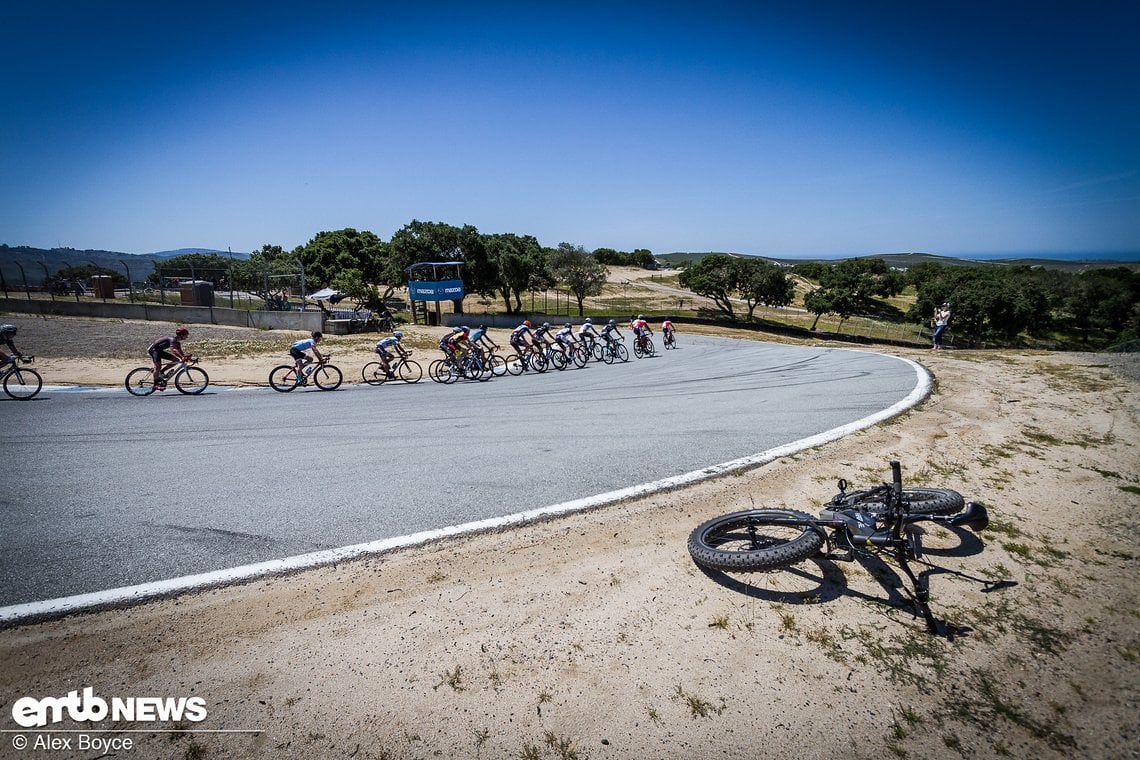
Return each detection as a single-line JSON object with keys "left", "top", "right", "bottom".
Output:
{"left": 0, "top": 335, "right": 926, "bottom": 620}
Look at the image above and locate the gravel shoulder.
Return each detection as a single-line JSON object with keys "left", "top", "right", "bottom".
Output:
{"left": 2, "top": 313, "right": 1138, "bottom": 759}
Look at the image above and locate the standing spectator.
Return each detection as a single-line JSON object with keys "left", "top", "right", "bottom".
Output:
{"left": 932, "top": 303, "right": 951, "bottom": 350}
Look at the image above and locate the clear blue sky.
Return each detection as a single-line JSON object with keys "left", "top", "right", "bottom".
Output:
{"left": 2, "top": 1, "right": 1138, "bottom": 259}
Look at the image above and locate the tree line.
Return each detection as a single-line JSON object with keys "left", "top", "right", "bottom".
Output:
{"left": 677, "top": 254, "right": 1137, "bottom": 346}
{"left": 142, "top": 221, "right": 655, "bottom": 317}
{"left": 94, "top": 226, "right": 1137, "bottom": 347}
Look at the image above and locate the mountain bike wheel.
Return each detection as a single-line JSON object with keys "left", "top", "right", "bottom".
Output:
{"left": 362, "top": 361, "right": 388, "bottom": 386}
{"left": 837, "top": 487, "right": 964, "bottom": 516}
{"left": 688, "top": 509, "right": 824, "bottom": 573}
{"left": 125, "top": 367, "right": 158, "bottom": 396}
{"left": 269, "top": 365, "right": 299, "bottom": 392}
{"left": 4, "top": 366, "right": 43, "bottom": 400}
{"left": 312, "top": 364, "right": 343, "bottom": 390}
{"left": 615, "top": 344, "right": 629, "bottom": 362}
{"left": 175, "top": 366, "right": 209, "bottom": 394}
{"left": 505, "top": 354, "right": 525, "bottom": 376}
{"left": 397, "top": 359, "right": 423, "bottom": 383}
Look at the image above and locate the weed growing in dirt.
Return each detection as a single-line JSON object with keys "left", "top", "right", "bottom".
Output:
{"left": 435, "top": 665, "right": 466, "bottom": 692}
{"left": 944, "top": 667, "right": 1077, "bottom": 752}
{"left": 838, "top": 625, "right": 950, "bottom": 690}
{"left": 542, "top": 731, "right": 582, "bottom": 760}
{"left": 673, "top": 684, "right": 725, "bottom": 719}
{"left": 708, "top": 614, "right": 729, "bottom": 629}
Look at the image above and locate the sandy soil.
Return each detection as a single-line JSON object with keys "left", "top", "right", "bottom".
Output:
{"left": 1, "top": 314, "right": 1138, "bottom": 760}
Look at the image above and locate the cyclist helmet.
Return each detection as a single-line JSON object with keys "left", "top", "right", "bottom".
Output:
{"left": 460, "top": 326, "right": 471, "bottom": 332}
{"left": 0, "top": 324, "right": 16, "bottom": 335}
{"left": 311, "top": 331, "right": 323, "bottom": 340}
{"left": 607, "top": 319, "right": 616, "bottom": 326}
{"left": 478, "top": 324, "right": 486, "bottom": 331}
{"left": 175, "top": 327, "right": 189, "bottom": 338}
{"left": 637, "top": 314, "right": 645, "bottom": 320}
{"left": 584, "top": 318, "right": 592, "bottom": 324}
{"left": 393, "top": 331, "right": 403, "bottom": 340}
{"left": 543, "top": 322, "right": 550, "bottom": 328}
{"left": 564, "top": 323, "right": 571, "bottom": 328}
{"left": 523, "top": 320, "right": 532, "bottom": 327}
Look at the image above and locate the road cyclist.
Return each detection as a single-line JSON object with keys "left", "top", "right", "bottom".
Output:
{"left": 662, "top": 319, "right": 677, "bottom": 349}
{"left": 577, "top": 318, "right": 601, "bottom": 359}
{"left": 599, "top": 319, "right": 629, "bottom": 363}
{"left": 148, "top": 327, "right": 192, "bottom": 391}
{"left": 630, "top": 314, "right": 655, "bottom": 357}
{"left": 553, "top": 323, "right": 579, "bottom": 366}
{"left": 0, "top": 324, "right": 42, "bottom": 400}
{"left": 530, "top": 322, "right": 557, "bottom": 370}
{"left": 289, "top": 331, "right": 326, "bottom": 386}
{"left": 373, "top": 331, "right": 408, "bottom": 378}
{"left": 508, "top": 320, "right": 535, "bottom": 370}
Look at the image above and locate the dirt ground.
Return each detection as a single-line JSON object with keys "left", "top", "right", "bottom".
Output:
{"left": 1, "top": 313, "right": 1138, "bottom": 760}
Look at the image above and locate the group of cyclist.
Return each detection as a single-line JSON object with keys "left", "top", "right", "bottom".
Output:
{"left": 269, "top": 315, "right": 679, "bottom": 384}
{"left": 505, "top": 314, "right": 675, "bottom": 366}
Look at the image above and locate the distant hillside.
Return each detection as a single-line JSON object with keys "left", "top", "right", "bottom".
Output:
{"left": 657, "top": 251, "right": 1140, "bottom": 273}
{"left": 0, "top": 245, "right": 249, "bottom": 287}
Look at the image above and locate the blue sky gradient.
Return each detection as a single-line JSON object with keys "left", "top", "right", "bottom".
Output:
{"left": 2, "top": 1, "right": 1137, "bottom": 258}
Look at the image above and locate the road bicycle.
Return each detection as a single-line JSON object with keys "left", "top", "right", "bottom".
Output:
{"left": 663, "top": 331, "right": 677, "bottom": 350}
{"left": 472, "top": 345, "right": 509, "bottom": 377}
{"left": 125, "top": 357, "right": 209, "bottom": 397}
{"left": 2, "top": 356, "right": 43, "bottom": 400}
{"left": 505, "top": 345, "right": 547, "bottom": 375}
{"left": 688, "top": 461, "right": 991, "bottom": 633}
{"left": 599, "top": 337, "right": 629, "bottom": 364}
{"left": 633, "top": 333, "right": 656, "bottom": 358}
{"left": 428, "top": 351, "right": 490, "bottom": 384}
{"left": 362, "top": 353, "right": 423, "bottom": 385}
{"left": 269, "top": 355, "right": 343, "bottom": 392}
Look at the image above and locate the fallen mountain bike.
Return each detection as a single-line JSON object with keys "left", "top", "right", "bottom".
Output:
{"left": 688, "top": 461, "right": 990, "bottom": 633}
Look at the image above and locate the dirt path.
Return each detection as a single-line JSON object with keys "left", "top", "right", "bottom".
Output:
{"left": 1, "top": 313, "right": 1138, "bottom": 759}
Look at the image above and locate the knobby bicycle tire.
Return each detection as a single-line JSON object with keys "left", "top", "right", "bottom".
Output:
{"left": 125, "top": 367, "right": 157, "bottom": 396}
{"left": 175, "top": 366, "right": 209, "bottom": 394}
{"left": 269, "top": 365, "right": 299, "bottom": 392}
{"left": 836, "top": 487, "right": 964, "bottom": 516}
{"left": 688, "top": 509, "right": 824, "bottom": 573}
{"left": 4, "top": 366, "right": 43, "bottom": 400}
{"left": 312, "top": 364, "right": 343, "bottom": 390}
